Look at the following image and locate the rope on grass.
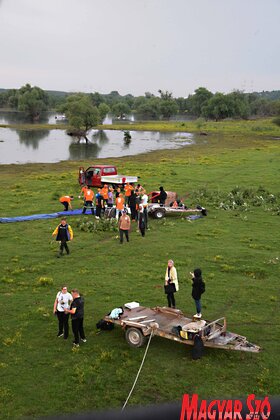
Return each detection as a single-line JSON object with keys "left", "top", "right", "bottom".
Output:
{"left": 122, "top": 330, "right": 154, "bottom": 411}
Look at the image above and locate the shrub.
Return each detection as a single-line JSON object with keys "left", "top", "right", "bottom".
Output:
{"left": 37, "top": 276, "right": 54, "bottom": 286}
{"left": 73, "top": 218, "right": 118, "bottom": 233}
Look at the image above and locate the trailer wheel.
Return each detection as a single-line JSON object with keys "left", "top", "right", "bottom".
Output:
{"left": 153, "top": 209, "right": 166, "bottom": 219}
{"left": 125, "top": 327, "right": 148, "bottom": 348}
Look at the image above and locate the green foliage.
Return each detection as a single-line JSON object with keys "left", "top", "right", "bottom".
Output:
{"left": 135, "top": 97, "right": 161, "bottom": 118}
{"left": 159, "top": 98, "right": 179, "bottom": 118}
{"left": 202, "top": 92, "right": 234, "bottom": 120}
{"left": 16, "top": 84, "right": 49, "bottom": 120}
{"left": 192, "top": 186, "right": 280, "bottom": 212}
{"left": 60, "top": 94, "right": 99, "bottom": 138}
{"left": 123, "top": 130, "right": 132, "bottom": 143}
{"left": 195, "top": 117, "right": 206, "bottom": 130}
{"left": 112, "top": 102, "right": 131, "bottom": 118}
{"left": 186, "top": 87, "right": 213, "bottom": 116}
{"left": 272, "top": 116, "right": 280, "bottom": 127}
{"left": 98, "top": 102, "right": 110, "bottom": 122}
{"left": 73, "top": 217, "right": 118, "bottom": 232}
{"left": 37, "top": 276, "right": 54, "bottom": 286}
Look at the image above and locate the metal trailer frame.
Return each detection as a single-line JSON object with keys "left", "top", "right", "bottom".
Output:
{"left": 148, "top": 204, "right": 207, "bottom": 219}
{"left": 104, "top": 306, "right": 260, "bottom": 354}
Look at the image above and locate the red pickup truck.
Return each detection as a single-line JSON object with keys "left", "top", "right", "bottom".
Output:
{"left": 78, "top": 165, "right": 138, "bottom": 188}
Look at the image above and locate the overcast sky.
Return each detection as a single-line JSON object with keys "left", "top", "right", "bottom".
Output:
{"left": 0, "top": 0, "right": 279, "bottom": 97}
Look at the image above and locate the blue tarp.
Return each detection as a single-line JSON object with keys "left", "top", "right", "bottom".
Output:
{"left": 0, "top": 210, "right": 204, "bottom": 224}
{"left": 0, "top": 209, "right": 95, "bottom": 223}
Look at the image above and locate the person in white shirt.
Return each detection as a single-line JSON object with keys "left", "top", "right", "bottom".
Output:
{"left": 53, "top": 286, "right": 73, "bottom": 339}
{"left": 141, "top": 190, "right": 149, "bottom": 229}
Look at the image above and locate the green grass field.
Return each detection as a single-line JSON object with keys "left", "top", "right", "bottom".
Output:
{"left": 0, "top": 130, "right": 280, "bottom": 418}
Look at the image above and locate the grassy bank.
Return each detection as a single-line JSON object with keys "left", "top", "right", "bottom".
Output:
{"left": 0, "top": 136, "right": 280, "bottom": 418}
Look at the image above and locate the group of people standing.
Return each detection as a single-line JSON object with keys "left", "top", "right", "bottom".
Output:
{"left": 58, "top": 183, "right": 163, "bottom": 246}
{"left": 59, "top": 183, "right": 165, "bottom": 226}
{"left": 164, "top": 260, "right": 205, "bottom": 318}
{"left": 52, "top": 262, "right": 205, "bottom": 348}
{"left": 53, "top": 286, "right": 86, "bottom": 347}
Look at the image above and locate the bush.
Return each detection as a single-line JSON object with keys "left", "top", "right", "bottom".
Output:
{"left": 37, "top": 276, "right": 54, "bottom": 286}
{"left": 73, "top": 218, "right": 118, "bottom": 233}
{"left": 190, "top": 186, "right": 280, "bottom": 213}
{"left": 272, "top": 116, "right": 280, "bottom": 127}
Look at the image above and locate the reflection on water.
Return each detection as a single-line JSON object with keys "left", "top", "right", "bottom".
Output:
{"left": 0, "top": 110, "right": 195, "bottom": 126}
{"left": 0, "top": 126, "right": 194, "bottom": 165}
{"left": 0, "top": 110, "right": 51, "bottom": 125}
{"left": 15, "top": 129, "right": 49, "bottom": 149}
{"left": 92, "top": 130, "right": 109, "bottom": 144}
{"left": 69, "top": 141, "right": 101, "bottom": 160}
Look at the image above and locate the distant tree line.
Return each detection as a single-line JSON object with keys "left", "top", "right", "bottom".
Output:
{"left": 1, "top": 84, "right": 280, "bottom": 123}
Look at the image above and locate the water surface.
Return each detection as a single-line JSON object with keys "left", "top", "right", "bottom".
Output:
{"left": 0, "top": 127, "right": 194, "bottom": 164}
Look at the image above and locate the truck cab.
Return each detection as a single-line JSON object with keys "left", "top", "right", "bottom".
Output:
{"left": 79, "top": 165, "right": 118, "bottom": 187}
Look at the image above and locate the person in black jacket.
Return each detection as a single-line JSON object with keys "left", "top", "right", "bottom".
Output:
{"left": 190, "top": 268, "right": 205, "bottom": 318}
{"left": 129, "top": 190, "right": 137, "bottom": 221}
{"left": 65, "top": 289, "right": 86, "bottom": 347}
{"left": 158, "top": 186, "right": 167, "bottom": 205}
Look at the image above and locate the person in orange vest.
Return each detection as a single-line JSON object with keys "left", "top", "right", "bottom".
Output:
{"left": 124, "top": 183, "right": 134, "bottom": 206}
{"left": 79, "top": 184, "right": 88, "bottom": 200}
{"left": 115, "top": 192, "right": 125, "bottom": 219}
{"left": 82, "top": 186, "right": 94, "bottom": 215}
{"left": 59, "top": 195, "right": 74, "bottom": 211}
{"left": 101, "top": 184, "right": 109, "bottom": 206}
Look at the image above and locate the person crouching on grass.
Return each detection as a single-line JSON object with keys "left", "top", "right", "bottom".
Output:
{"left": 52, "top": 218, "right": 73, "bottom": 258}
{"left": 59, "top": 195, "right": 74, "bottom": 211}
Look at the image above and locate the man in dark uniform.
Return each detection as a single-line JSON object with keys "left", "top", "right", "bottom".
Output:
{"left": 65, "top": 289, "right": 86, "bottom": 347}
{"left": 52, "top": 218, "right": 73, "bottom": 258}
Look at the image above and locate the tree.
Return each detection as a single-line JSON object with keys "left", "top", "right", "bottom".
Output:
{"left": 98, "top": 103, "right": 110, "bottom": 123}
{"left": 202, "top": 93, "right": 234, "bottom": 121}
{"left": 112, "top": 102, "right": 131, "bottom": 118}
{"left": 136, "top": 97, "right": 161, "bottom": 118}
{"left": 187, "top": 87, "right": 213, "bottom": 117}
{"left": 60, "top": 94, "right": 100, "bottom": 142}
{"left": 17, "top": 84, "right": 49, "bottom": 120}
{"left": 159, "top": 99, "right": 179, "bottom": 118}
{"left": 90, "top": 92, "right": 103, "bottom": 107}
{"left": 227, "top": 91, "right": 250, "bottom": 119}
{"left": 176, "top": 97, "right": 188, "bottom": 113}
{"left": 158, "top": 90, "right": 173, "bottom": 100}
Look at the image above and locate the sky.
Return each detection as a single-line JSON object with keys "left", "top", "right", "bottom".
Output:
{"left": 0, "top": 0, "right": 279, "bottom": 97}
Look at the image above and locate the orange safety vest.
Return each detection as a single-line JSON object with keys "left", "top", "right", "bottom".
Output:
{"left": 60, "top": 196, "right": 71, "bottom": 203}
{"left": 84, "top": 189, "right": 94, "bottom": 201}
{"left": 81, "top": 186, "right": 88, "bottom": 198}
{"left": 124, "top": 184, "right": 134, "bottom": 197}
{"left": 101, "top": 187, "right": 109, "bottom": 200}
{"left": 116, "top": 196, "right": 125, "bottom": 210}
